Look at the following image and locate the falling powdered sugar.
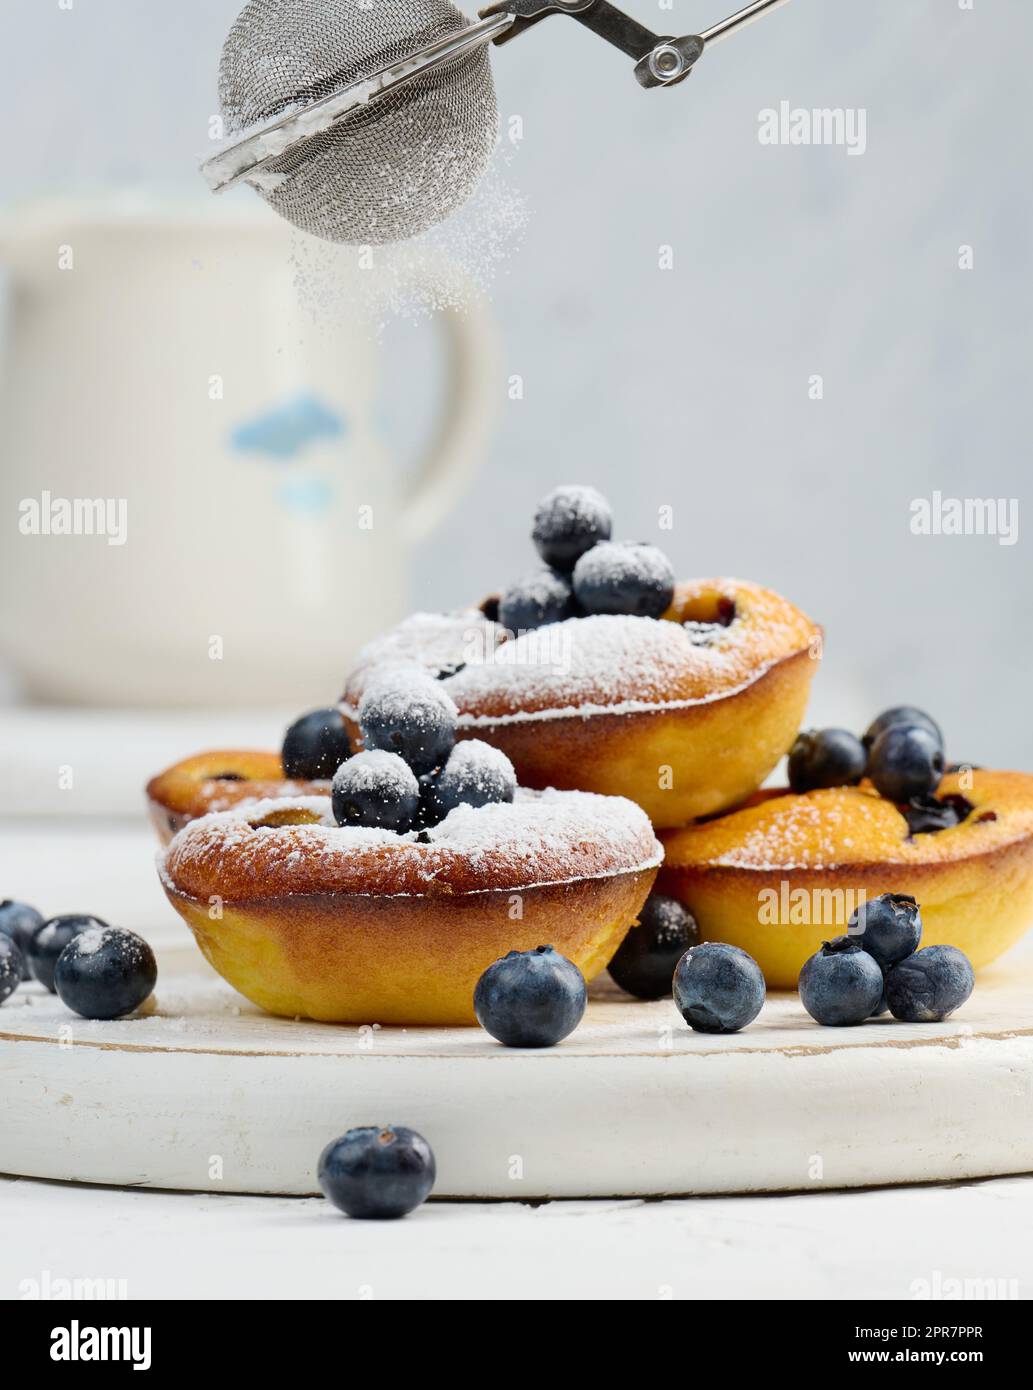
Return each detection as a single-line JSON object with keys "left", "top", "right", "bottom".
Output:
{"left": 288, "top": 146, "right": 528, "bottom": 332}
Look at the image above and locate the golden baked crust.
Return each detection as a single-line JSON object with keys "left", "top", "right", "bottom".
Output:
{"left": 146, "top": 750, "right": 328, "bottom": 844}
{"left": 340, "top": 579, "right": 821, "bottom": 828}
{"left": 160, "top": 790, "right": 662, "bottom": 1025}
{"left": 659, "top": 771, "right": 1033, "bottom": 985}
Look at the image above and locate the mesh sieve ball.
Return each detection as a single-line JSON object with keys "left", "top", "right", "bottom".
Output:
{"left": 218, "top": 0, "right": 500, "bottom": 245}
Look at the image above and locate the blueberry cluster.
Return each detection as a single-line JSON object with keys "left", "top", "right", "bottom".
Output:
{"left": 280, "top": 673, "right": 518, "bottom": 837}
{"left": 497, "top": 485, "right": 677, "bottom": 633}
{"left": 799, "top": 893, "right": 974, "bottom": 1026}
{"left": 0, "top": 899, "right": 156, "bottom": 1020}
{"left": 788, "top": 704, "right": 959, "bottom": 825}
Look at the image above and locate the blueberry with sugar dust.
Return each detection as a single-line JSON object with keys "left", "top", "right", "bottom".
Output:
{"left": 609, "top": 893, "right": 698, "bottom": 1000}
{"left": 28, "top": 914, "right": 108, "bottom": 993}
{"left": 573, "top": 540, "right": 675, "bottom": 620}
{"left": 331, "top": 750, "right": 420, "bottom": 833}
{"left": 498, "top": 568, "right": 576, "bottom": 633}
{"left": 0, "top": 935, "right": 24, "bottom": 1005}
{"left": 424, "top": 741, "right": 517, "bottom": 825}
{"left": 54, "top": 926, "right": 157, "bottom": 1020}
{"left": 0, "top": 900, "right": 43, "bottom": 980}
{"left": 531, "top": 485, "right": 613, "bottom": 572}
{"left": 358, "top": 669, "right": 457, "bottom": 776}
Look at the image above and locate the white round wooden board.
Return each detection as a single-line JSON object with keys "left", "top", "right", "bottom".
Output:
{"left": 3, "top": 947, "right": 1033, "bottom": 1198}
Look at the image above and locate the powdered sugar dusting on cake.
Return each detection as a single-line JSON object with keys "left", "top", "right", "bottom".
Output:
{"left": 162, "top": 789, "right": 662, "bottom": 900}
{"left": 678, "top": 774, "right": 1026, "bottom": 872}
{"left": 711, "top": 794, "right": 860, "bottom": 871}
{"left": 445, "top": 614, "right": 750, "bottom": 719}
{"left": 346, "top": 609, "right": 502, "bottom": 688}
{"left": 340, "top": 582, "right": 820, "bottom": 724}
{"left": 197, "top": 777, "right": 329, "bottom": 816}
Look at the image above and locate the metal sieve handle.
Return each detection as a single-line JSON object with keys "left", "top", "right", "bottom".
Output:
{"left": 700, "top": 0, "right": 791, "bottom": 47}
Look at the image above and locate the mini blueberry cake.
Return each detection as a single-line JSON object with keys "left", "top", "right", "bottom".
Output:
{"left": 659, "top": 769, "right": 1033, "bottom": 987}
{"left": 160, "top": 783, "right": 662, "bottom": 1025}
{"left": 341, "top": 487, "right": 821, "bottom": 829}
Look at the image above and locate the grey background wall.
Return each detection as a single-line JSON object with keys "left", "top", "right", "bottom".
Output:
{"left": 2, "top": 0, "right": 1029, "bottom": 765}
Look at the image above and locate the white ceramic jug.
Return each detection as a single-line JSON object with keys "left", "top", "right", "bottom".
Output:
{"left": 0, "top": 198, "right": 496, "bottom": 706}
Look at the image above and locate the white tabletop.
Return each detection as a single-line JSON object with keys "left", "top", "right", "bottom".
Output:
{"left": 4, "top": 1172, "right": 1031, "bottom": 1300}
{"left": 3, "top": 816, "right": 1032, "bottom": 1300}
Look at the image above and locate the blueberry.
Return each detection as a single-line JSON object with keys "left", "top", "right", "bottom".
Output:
{"left": 868, "top": 725, "right": 945, "bottom": 803}
{"left": 608, "top": 893, "right": 699, "bottom": 1000}
{"left": 28, "top": 915, "right": 107, "bottom": 993}
{"left": 0, "top": 900, "right": 43, "bottom": 979}
{"left": 847, "top": 892, "right": 922, "bottom": 969}
{"left": 318, "top": 1125, "right": 436, "bottom": 1219}
{"left": 863, "top": 706, "right": 944, "bottom": 753}
{"left": 358, "top": 670, "right": 457, "bottom": 776}
{"left": 53, "top": 927, "right": 157, "bottom": 1020}
{"left": 885, "top": 944, "right": 974, "bottom": 1022}
{"left": 573, "top": 541, "right": 676, "bottom": 620}
{"left": 474, "top": 945, "right": 587, "bottom": 1047}
{"left": 331, "top": 750, "right": 419, "bottom": 833}
{"left": 902, "top": 794, "right": 972, "bottom": 836}
{"left": 281, "top": 707, "right": 351, "bottom": 780}
{"left": 425, "top": 740, "right": 517, "bottom": 824}
{"left": 498, "top": 568, "right": 576, "bottom": 633}
{"left": 798, "top": 937, "right": 885, "bottom": 1026}
{"left": 531, "top": 484, "right": 613, "bottom": 572}
{"left": 0, "top": 935, "right": 24, "bottom": 1005}
{"left": 414, "top": 771, "right": 441, "bottom": 831}
{"left": 673, "top": 942, "right": 765, "bottom": 1033}
{"left": 788, "top": 728, "right": 868, "bottom": 793}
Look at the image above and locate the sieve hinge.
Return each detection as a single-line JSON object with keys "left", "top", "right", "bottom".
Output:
{"left": 479, "top": 0, "right": 790, "bottom": 88}
{"left": 478, "top": 0, "right": 703, "bottom": 89}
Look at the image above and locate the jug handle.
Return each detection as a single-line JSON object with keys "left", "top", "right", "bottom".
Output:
{"left": 398, "top": 293, "right": 499, "bottom": 545}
